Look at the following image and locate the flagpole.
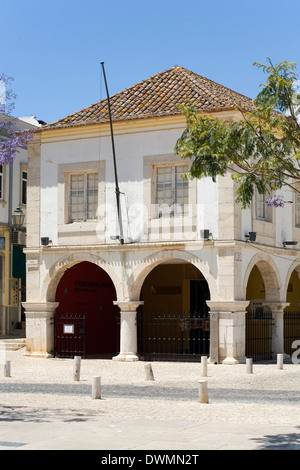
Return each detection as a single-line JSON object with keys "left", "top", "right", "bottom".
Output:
{"left": 101, "top": 62, "right": 124, "bottom": 244}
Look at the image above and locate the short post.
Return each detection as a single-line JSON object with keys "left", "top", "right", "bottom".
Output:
{"left": 277, "top": 353, "right": 283, "bottom": 370}
{"left": 200, "top": 356, "right": 207, "bottom": 377}
{"left": 73, "top": 356, "right": 81, "bottom": 381}
{"left": 144, "top": 363, "right": 155, "bottom": 381}
{"left": 246, "top": 358, "right": 253, "bottom": 374}
{"left": 92, "top": 376, "right": 101, "bottom": 399}
{"left": 4, "top": 360, "right": 11, "bottom": 377}
{"left": 198, "top": 379, "right": 209, "bottom": 404}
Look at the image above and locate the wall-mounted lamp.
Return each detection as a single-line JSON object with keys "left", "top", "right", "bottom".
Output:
{"left": 283, "top": 241, "right": 298, "bottom": 248}
{"left": 41, "top": 237, "right": 52, "bottom": 246}
{"left": 200, "top": 229, "right": 212, "bottom": 240}
{"left": 12, "top": 207, "right": 25, "bottom": 230}
{"left": 245, "top": 232, "right": 256, "bottom": 242}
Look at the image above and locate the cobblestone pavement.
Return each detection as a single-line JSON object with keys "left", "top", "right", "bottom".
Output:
{"left": 0, "top": 349, "right": 300, "bottom": 450}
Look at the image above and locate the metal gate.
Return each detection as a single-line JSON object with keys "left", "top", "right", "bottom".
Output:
{"left": 54, "top": 312, "right": 86, "bottom": 358}
{"left": 246, "top": 308, "right": 273, "bottom": 361}
{"left": 284, "top": 311, "right": 300, "bottom": 357}
{"left": 137, "top": 310, "right": 210, "bottom": 362}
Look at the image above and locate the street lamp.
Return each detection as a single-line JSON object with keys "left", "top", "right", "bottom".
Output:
{"left": 12, "top": 207, "right": 25, "bottom": 230}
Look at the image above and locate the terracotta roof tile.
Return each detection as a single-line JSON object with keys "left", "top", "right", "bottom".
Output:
{"left": 42, "top": 66, "right": 254, "bottom": 130}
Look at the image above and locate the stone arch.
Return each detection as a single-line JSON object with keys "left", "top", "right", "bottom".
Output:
{"left": 44, "top": 252, "right": 122, "bottom": 302}
{"left": 128, "top": 249, "right": 218, "bottom": 301}
{"left": 243, "top": 252, "right": 282, "bottom": 301}
{"left": 283, "top": 260, "right": 300, "bottom": 300}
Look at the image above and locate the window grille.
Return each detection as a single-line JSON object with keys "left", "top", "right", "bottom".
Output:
{"left": 69, "top": 172, "right": 98, "bottom": 222}
{"left": 255, "top": 189, "right": 272, "bottom": 222}
{"left": 256, "top": 191, "right": 266, "bottom": 220}
{"left": 155, "top": 164, "right": 189, "bottom": 216}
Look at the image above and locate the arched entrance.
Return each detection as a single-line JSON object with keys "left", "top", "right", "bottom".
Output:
{"left": 284, "top": 267, "right": 300, "bottom": 356}
{"left": 245, "top": 260, "right": 280, "bottom": 361}
{"left": 137, "top": 260, "right": 210, "bottom": 361}
{"left": 54, "top": 261, "right": 118, "bottom": 358}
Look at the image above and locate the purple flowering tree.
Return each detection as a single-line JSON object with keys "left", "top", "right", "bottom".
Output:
{"left": 265, "top": 195, "right": 285, "bottom": 207}
{"left": 0, "top": 74, "right": 33, "bottom": 165}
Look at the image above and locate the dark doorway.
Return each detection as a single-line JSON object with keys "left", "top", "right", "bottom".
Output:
{"left": 189, "top": 280, "right": 210, "bottom": 355}
{"left": 190, "top": 280, "right": 210, "bottom": 314}
{"left": 54, "top": 261, "right": 118, "bottom": 358}
{"left": 137, "top": 262, "right": 210, "bottom": 361}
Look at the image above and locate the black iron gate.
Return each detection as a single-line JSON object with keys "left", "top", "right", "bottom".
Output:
{"left": 246, "top": 308, "right": 273, "bottom": 362}
{"left": 284, "top": 311, "right": 300, "bottom": 357}
{"left": 54, "top": 312, "right": 86, "bottom": 358}
{"left": 137, "top": 310, "right": 210, "bottom": 362}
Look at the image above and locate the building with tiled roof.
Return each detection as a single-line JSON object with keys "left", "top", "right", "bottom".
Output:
{"left": 42, "top": 65, "right": 254, "bottom": 130}
{"left": 24, "top": 65, "right": 300, "bottom": 367}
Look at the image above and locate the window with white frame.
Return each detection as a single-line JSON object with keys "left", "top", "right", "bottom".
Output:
{"left": 155, "top": 164, "right": 189, "bottom": 216}
{"left": 68, "top": 172, "right": 98, "bottom": 222}
{"left": 255, "top": 189, "right": 272, "bottom": 222}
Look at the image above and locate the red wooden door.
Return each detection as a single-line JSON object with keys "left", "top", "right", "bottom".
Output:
{"left": 55, "top": 262, "right": 118, "bottom": 356}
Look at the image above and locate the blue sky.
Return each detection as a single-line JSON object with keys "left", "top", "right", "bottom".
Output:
{"left": 2, "top": 0, "right": 300, "bottom": 124}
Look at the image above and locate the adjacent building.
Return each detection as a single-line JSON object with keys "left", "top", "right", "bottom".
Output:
{"left": 0, "top": 114, "right": 41, "bottom": 336}
{"left": 23, "top": 66, "right": 300, "bottom": 363}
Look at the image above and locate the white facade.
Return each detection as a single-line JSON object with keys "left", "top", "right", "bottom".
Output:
{"left": 23, "top": 109, "right": 300, "bottom": 363}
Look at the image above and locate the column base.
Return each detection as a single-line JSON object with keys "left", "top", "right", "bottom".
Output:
{"left": 112, "top": 352, "right": 140, "bottom": 362}
{"left": 221, "top": 356, "right": 246, "bottom": 365}
{"left": 272, "top": 352, "right": 290, "bottom": 361}
{"left": 23, "top": 351, "right": 54, "bottom": 359}
{"left": 207, "top": 357, "right": 218, "bottom": 365}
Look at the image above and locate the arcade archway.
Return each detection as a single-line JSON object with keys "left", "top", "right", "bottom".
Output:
{"left": 284, "top": 266, "right": 300, "bottom": 356}
{"left": 245, "top": 260, "right": 280, "bottom": 361}
{"left": 54, "top": 261, "right": 118, "bottom": 358}
{"left": 137, "top": 260, "right": 210, "bottom": 361}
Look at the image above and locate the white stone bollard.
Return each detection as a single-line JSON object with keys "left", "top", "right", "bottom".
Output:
{"left": 73, "top": 356, "right": 81, "bottom": 381}
{"left": 92, "top": 376, "right": 101, "bottom": 399}
{"left": 246, "top": 358, "right": 253, "bottom": 374}
{"left": 277, "top": 353, "right": 283, "bottom": 370}
{"left": 198, "top": 379, "right": 209, "bottom": 403}
{"left": 144, "top": 363, "right": 155, "bottom": 381}
{"left": 4, "top": 360, "right": 11, "bottom": 377}
{"left": 200, "top": 356, "right": 208, "bottom": 377}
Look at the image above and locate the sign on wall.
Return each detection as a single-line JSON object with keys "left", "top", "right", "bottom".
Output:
{"left": 63, "top": 324, "right": 75, "bottom": 334}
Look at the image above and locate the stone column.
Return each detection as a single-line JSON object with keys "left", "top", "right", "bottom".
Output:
{"left": 113, "top": 301, "right": 144, "bottom": 362}
{"left": 267, "top": 302, "right": 289, "bottom": 359}
{"left": 207, "top": 300, "right": 249, "bottom": 364}
{"left": 207, "top": 308, "right": 219, "bottom": 364}
{"left": 22, "top": 302, "right": 59, "bottom": 358}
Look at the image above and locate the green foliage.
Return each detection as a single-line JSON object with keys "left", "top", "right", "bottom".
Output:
{"left": 175, "top": 59, "right": 300, "bottom": 208}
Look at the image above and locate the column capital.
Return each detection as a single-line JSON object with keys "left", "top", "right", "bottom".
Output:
{"left": 264, "top": 301, "right": 290, "bottom": 312}
{"left": 113, "top": 301, "right": 144, "bottom": 312}
{"left": 207, "top": 300, "right": 249, "bottom": 313}
{"left": 22, "top": 302, "right": 59, "bottom": 316}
